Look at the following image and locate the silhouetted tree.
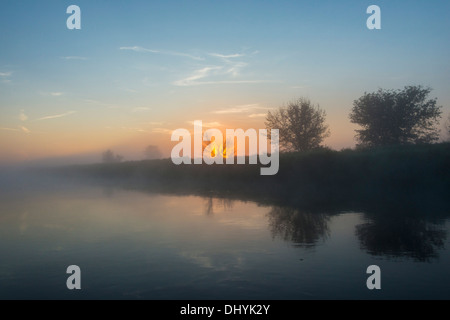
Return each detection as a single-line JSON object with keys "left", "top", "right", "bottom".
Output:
{"left": 349, "top": 86, "right": 442, "bottom": 147}
{"left": 267, "top": 206, "right": 330, "bottom": 247}
{"left": 355, "top": 215, "right": 446, "bottom": 262}
{"left": 446, "top": 114, "right": 450, "bottom": 140}
{"left": 143, "top": 145, "right": 162, "bottom": 160}
{"left": 265, "top": 98, "right": 330, "bottom": 152}
{"left": 102, "top": 149, "right": 123, "bottom": 163}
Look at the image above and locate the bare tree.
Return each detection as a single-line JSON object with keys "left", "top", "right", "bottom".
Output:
{"left": 265, "top": 98, "right": 330, "bottom": 152}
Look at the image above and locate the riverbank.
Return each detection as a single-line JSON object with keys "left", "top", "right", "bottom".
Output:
{"left": 48, "top": 142, "right": 450, "bottom": 215}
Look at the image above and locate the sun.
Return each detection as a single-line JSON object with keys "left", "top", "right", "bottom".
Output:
{"left": 203, "top": 138, "right": 235, "bottom": 159}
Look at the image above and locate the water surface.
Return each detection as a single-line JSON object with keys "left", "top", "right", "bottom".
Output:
{"left": 0, "top": 181, "right": 449, "bottom": 299}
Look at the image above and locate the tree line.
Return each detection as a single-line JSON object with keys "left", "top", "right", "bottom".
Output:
{"left": 102, "top": 145, "right": 162, "bottom": 163}
{"left": 266, "top": 85, "right": 448, "bottom": 151}
{"left": 103, "top": 85, "right": 448, "bottom": 162}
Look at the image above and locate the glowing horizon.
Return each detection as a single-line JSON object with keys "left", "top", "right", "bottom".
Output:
{"left": 1, "top": 1, "right": 449, "bottom": 165}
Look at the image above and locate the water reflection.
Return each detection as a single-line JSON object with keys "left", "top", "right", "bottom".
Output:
{"left": 1, "top": 178, "right": 450, "bottom": 299}
{"left": 102, "top": 186, "right": 115, "bottom": 198}
{"left": 266, "top": 206, "right": 330, "bottom": 248}
{"left": 355, "top": 215, "right": 447, "bottom": 262}
{"left": 264, "top": 202, "right": 447, "bottom": 260}
{"left": 204, "top": 197, "right": 234, "bottom": 216}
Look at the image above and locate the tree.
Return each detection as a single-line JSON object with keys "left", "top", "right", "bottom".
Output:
{"left": 349, "top": 86, "right": 442, "bottom": 147}
{"left": 102, "top": 149, "right": 123, "bottom": 163}
{"left": 265, "top": 98, "right": 330, "bottom": 152}
{"left": 143, "top": 145, "right": 162, "bottom": 160}
{"left": 446, "top": 114, "right": 450, "bottom": 140}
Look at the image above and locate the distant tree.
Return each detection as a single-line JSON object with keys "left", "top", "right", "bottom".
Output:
{"left": 349, "top": 86, "right": 442, "bottom": 147}
{"left": 447, "top": 114, "right": 450, "bottom": 140}
{"left": 143, "top": 145, "right": 162, "bottom": 160}
{"left": 265, "top": 98, "right": 330, "bottom": 152}
{"left": 102, "top": 149, "right": 123, "bottom": 163}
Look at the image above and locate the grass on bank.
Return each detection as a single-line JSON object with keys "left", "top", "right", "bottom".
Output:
{"left": 51, "top": 142, "right": 450, "bottom": 214}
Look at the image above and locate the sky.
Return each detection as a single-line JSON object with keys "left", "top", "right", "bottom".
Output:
{"left": 1, "top": 0, "right": 449, "bottom": 164}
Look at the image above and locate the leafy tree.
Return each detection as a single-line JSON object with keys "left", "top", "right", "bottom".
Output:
{"left": 102, "top": 149, "right": 123, "bottom": 163}
{"left": 265, "top": 98, "right": 330, "bottom": 152}
{"left": 446, "top": 114, "right": 450, "bottom": 140}
{"left": 143, "top": 145, "right": 162, "bottom": 160}
{"left": 349, "top": 86, "right": 442, "bottom": 147}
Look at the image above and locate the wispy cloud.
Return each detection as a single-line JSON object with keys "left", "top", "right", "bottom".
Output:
{"left": 209, "top": 53, "right": 245, "bottom": 59}
{"left": 61, "top": 56, "right": 88, "bottom": 60}
{"left": 248, "top": 113, "right": 267, "bottom": 118}
{"left": 152, "top": 128, "right": 174, "bottom": 135}
{"left": 120, "top": 46, "right": 203, "bottom": 60}
{"left": 213, "top": 104, "right": 260, "bottom": 114}
{"left": 121, "top": 47, "right": 266, "bottom": 86}
{"left": 203, "top": 121, "right": 222, "bottom": 128}
{"left": 175, "top": 79, "right": 268, "bottom": 87}
{"left": 224, "top": 62, "right": 247, "bottom": 77}
{"left": 209, "top": 51, "right": 257, "bottom": 77}
{"left": 20, "top": 126, "right": 31, "bottom": 134}
{"left": 173, "top": 63, "right": 268, "bottom": 86}
{"left": 1, "top": 125, "right": 32, "bottom": 133}
{"left": 1, "top": 126, "right": 31, "bottom": 133}
{"left": 19, "top": 110, "right": 28, "bottom": 121}
{"left": 173, "top": 66, "right": 222, "bottom": 86}
{"left": 35, "top": 111, "right": 76, "bottom": 121}
{"left": 148, "top": 121, "right": 166, "bottom": 126}
{"left": 210, "top": 80, "right": 267, "bottom": 85}
{"left": 121, "top": 47, "right": 265, "bottom": 86}
{"left": 120, "top": 46, "right": 159, "bottom": 53}
{"left": 209, "top": 53, "right": 246, "bottom": 76}
{"left": 212, "top": 104, "right": 270, "bottom": 115}
{"left": 187, "top": 121, "right": 223, "bottom": 128}
{"left": 0, "top": 71, "right": 13, "bottom": 83}
{"left": 0, "top": 127, "right": 19, "bottom": 132}
{"left": 120, "top": 126, "right": 148, "bottom": 133}
{"left": 39, "top": 91, "right": 64, "bottom": 97}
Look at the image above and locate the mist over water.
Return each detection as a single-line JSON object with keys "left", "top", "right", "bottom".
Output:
{"left": 0, "top": 170, "right": 449, "bottom": 299}
{"left": 1, "top": 0, "right": 450, "bottom": 303}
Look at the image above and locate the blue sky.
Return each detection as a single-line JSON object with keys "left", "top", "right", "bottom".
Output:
{"left": 1, "top": 0, "right": 449, "bottom": 163}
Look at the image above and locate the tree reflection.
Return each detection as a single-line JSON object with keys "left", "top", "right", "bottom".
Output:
{"left": 267, "top": 206, "right": 330, "bottom": 248}
{"left": 355, "top": 216, "right": 447, "bottom": 262}
{"left": 204, "top": 197, "right": 234, "bottom": 216}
